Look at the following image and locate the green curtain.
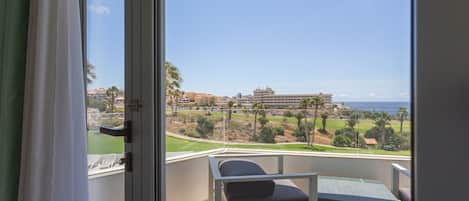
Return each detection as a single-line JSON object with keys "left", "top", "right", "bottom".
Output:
{"left": 0, "top": 0, "right": 30, "bottom": 201}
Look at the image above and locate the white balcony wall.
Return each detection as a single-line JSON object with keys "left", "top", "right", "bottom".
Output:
{"left": 166, "top": 149, "right": 411, "bottom": 201}
{"left": 88, "top": 169, "right": 125, "bottom": 201}
{"left": 87, "top": 150, "right": 411, "bottom": 201}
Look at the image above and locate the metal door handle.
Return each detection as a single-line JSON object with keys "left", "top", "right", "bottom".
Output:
{"left": 99, "top": 120, "right": 132, "bottom": 143}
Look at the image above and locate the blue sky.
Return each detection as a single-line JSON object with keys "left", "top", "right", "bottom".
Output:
{"left": 87, "top": 0, "right": 411, "bottom": 101}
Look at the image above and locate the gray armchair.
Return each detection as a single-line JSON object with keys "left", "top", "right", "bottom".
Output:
{"left": 208, "top": 154, "right": 318, "bottom": 201}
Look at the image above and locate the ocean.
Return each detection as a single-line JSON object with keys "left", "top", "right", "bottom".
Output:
{"left": 337, "top": 101, "right": 410, "bottom": 115}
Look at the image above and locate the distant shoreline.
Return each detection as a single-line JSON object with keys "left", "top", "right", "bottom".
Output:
{"left": 336, "top": 101, "right": 410, "bottom": 115}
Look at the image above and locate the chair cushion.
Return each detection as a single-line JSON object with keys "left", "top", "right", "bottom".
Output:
{"left": 399, "top": 188, "right": 411, "bottom": 201}
{"left": 220, "top": 160, "right": 275, "bottom": 199}
{"left": 229, "top": 184, "right": 308, "bottom": 201}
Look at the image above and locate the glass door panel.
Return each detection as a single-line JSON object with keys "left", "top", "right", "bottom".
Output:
{"left": 86, "top": 1, "right": 125, "bottom": 201}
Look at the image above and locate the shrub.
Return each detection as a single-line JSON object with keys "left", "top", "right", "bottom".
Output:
{"left": 335, "top": 127, "right": 357, "bottom": 140}
{"left": 333, "top": 135, "right": 352, "bottom": 147}
{"left": 178, "top": 128, "right": 186, "bottom": 134}
{"left": 386, "top": 133, "right": 405, "bottom": 150}
{"left": 293, "top": 122, "right": 314, "bottom": 142}
{"left": 258, "top": 116, "right": 269, "bottom": 128}
{"left": 87, "top": 97, "right": 107, "bottom": 112}
{"left": 185, "top": 130, "right": 201, "bottom": 138}
{"left": 399, "top": 132, "right": 411, "bottom": 150}
{"left": 294, "top": 128, "right": 306, "bottom": 142}
{"left": 383, "top": 145, "right": 395, "bottom": 151}
{"left": 256, "top": 126, "right": 276, "bottom": 143}
{"left": 196, "top": 116, "right": 214, "bottom": 138}
{"left": 273, "top": 126, "right": 285, "bottom": 136}
{"left": 283, "top": 111, "right": 293, "bottom": 117}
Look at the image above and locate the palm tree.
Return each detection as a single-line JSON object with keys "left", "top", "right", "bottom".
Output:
{"left": 321, "top": 112, "right": 329, "bottom": 132}
{"left": 227, "top": 100, "right": 234, "bottom": 123}
{"left": 398, "top": 107, "right": 408, "bottom": 135}
{"left": 373, "top": 112, "right": 392, "bottom": 147}
{"left": 106, "top": 86, "right": 120, "bottom": 113}
{"left": 251, "top": 102, "right": 265, "bottom": 136}
{"left": 347, "top": 111, "right": 361, "bottom": 147}
{"left": 310, "top": 96, "right": 324, "bottom": 146}
{"left": 85, "top": 62, "right": 97, "bottom": 85}
{"left": 165, "top": 62, "right": 183, "bottom": 115}
{"left": 299, "top": 98, "right": 311, "bottom": 145}
{"left": 346, "top": 112, "right": 360, "bottom": 129}
{"left": 294, "top": 112, "right": 304, "bottom": 127}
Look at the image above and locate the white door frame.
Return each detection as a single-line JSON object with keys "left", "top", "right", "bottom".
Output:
{"left": 82, "top": 0, "right": 164, "bottom": 200}
{"left": 125, "top": 0, "right": 165, "bottom": 201}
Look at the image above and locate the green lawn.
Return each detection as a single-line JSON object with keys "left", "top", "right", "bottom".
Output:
{"left": 88, "top": 131, "right": 410, "bottom": 156}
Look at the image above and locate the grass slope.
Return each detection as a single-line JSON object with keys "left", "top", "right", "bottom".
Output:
{"left": 88, "top": 131, "right": 410, "bottom": 156}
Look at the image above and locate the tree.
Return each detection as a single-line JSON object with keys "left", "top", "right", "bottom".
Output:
{"left": 106, "top": 86, "right": 119, "bottom": 113}
{"left": 347, "top": 111, "right": 361, "bottom": 147}
{"left": 165, "top": 62, "right": 183, "bottom": 115}
{"left": 283, "top": 111, "right": 293, "bottom": 118}
{"left": 85, "top": 62, "right": 97, "bottom": 85}
{"left": 299, "top": 98, "right": 311, "bottom": 145}
{"left": 294, "top": 112, "right": 304, "bottom": 128}
{"left": 346, "top": 118, "right": 358, "bottom": 130}
{"left": 320, "top": 112, "right": 329, "bottom": 132}
{"left": 310, "top": 96, "right": 324, "bottom": 146}
{"left": 372, "top": 112, "right": 392, "bottom": 148}
{"left": 227, "top": 100, "right": 234, "bottom": 122}
{"left": 251, "top": 102, "right": 265, "bottom": 137}
{"left": 398, "top": 107, "right": 408, "bottom": 136}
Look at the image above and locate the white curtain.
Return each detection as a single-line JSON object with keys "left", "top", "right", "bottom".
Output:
{"left": 18, "top": 0, "right": 88, "bottom": 200}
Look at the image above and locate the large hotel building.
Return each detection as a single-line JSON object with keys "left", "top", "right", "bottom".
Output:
{"left": 239, "top": 88, "right": 332, "bottom": 109}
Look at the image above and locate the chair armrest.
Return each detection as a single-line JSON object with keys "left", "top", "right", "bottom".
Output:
{"left": 392, "top": 163, "right": 411, "bottom": 177}
{"left": 391, "top": 163, "right": 411, "bottom": 196}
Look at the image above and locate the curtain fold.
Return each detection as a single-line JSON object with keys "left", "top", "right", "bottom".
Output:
{"left": 18, "top": 0, "right": 88, "bottom": 201}
{"left": 0, "top": 0, "right": 30, "bottom": 201}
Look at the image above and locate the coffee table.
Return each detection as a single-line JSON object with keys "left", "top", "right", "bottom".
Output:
{"left": 317, "top": 176, "right": 398, "bottom": 201}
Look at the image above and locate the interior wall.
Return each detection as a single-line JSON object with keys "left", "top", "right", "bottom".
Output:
{"left": 416, "top": 0, "right": 469, "bottom": 200}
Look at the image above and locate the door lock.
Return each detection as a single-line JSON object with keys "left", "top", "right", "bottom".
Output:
{"left": 119, "top": 152, "right": 132, "bottom": 172}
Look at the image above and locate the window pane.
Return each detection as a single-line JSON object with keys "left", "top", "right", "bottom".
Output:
{"left": 166, "top": 0, "right": 411, "bottom": 201}
{"left": 86, "top": 0, "right": 125, "bottom": 201}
